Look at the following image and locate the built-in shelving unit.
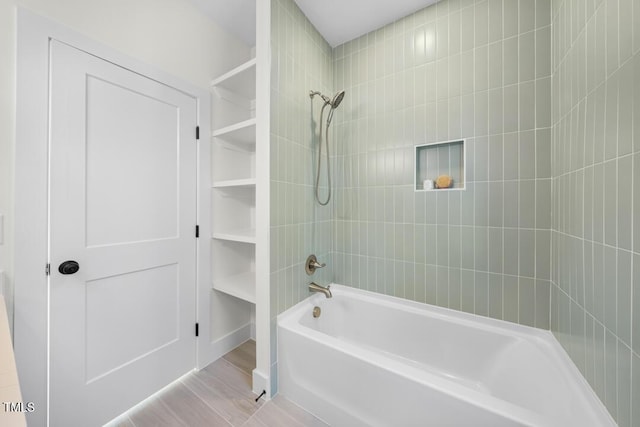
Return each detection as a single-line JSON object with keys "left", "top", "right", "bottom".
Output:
{"left": 204, "top": 0, "right": 270, "bottom": 399}
{"left": 211, "top": 56, "right": 258, "bottom": 304}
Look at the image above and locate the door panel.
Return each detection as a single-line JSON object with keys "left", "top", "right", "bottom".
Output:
{"left": 85, "top": 263, "right": 179, "bottom": 382}
{"left": 85, "top": 74, "right": 179, "bottom": 247}
{"left": 49, "top": 40, "right": 197, "bottom": 427}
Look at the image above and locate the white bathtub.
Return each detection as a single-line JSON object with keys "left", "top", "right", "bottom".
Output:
{"left": 277, "top": 284, "right": 615, "bottom": 427}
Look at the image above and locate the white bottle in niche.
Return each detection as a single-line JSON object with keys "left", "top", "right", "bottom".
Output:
{"left": 423, "top": 179, "right": 434, "bottom": 190}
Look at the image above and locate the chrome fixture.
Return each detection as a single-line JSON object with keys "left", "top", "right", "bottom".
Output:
{"left": 312, "top": 306, "right": 321, "bottom": 318}
{"left": 305, "top": 254, "right": 326, "bottom": 275}
{"left": 309, "top": 90, "right": 345, "bottom": 110}
{"left": 309, "top": 282, "right": 332, "bottom": 298}
{"left": 309, "top": 89, "right": 346, "bottom": 205}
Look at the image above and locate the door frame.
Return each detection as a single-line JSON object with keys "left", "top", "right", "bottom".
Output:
{"left": 14, "top": 9, "right": 211, "bottom": 426}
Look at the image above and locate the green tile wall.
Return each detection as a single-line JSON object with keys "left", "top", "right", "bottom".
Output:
{"left": 270, "top": 0, "right": 334, "bottom": 318}
{"left": 331, "top": 0, "right": 552, "bottom": 329}
{"left": 550, "top": 0, "right": 640, "bottom": 424}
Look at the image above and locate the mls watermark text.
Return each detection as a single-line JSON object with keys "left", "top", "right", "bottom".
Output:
{"left": 3, "top": 401, "right": 35, "bottom": 413}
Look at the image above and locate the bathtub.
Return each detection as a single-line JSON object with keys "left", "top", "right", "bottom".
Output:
{"left": 277, "top": 284, "right": 615, "bottom": 427}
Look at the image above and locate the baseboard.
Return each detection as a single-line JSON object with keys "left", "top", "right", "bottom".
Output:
{"left": 252, "top": 368, "right": 270, "bottom": 398}
{"left": 199, "top": 322, "right": 252, "bottom": 368}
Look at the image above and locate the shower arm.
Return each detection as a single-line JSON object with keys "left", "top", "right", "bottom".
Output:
{"left": 309, "top": 90, "right": 331, "bottom": 106}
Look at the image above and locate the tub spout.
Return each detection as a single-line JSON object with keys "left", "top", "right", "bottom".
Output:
{"left": 309, "top": 282, "right": 332, "bottom": 298}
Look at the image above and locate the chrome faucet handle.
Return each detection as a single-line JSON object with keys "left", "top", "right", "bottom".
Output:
{"left": 305, "top": 254, "right": 326, "bottom": 275}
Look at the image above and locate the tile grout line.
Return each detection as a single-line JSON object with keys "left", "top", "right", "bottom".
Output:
{"left": 178, "top": 376, "right": 236, "bottom": 427}
{"left": 266, "top": 398, "right": 310, "bottom": 427}
{"left": 242, "top": 407, "right": 267, "bottom": 427}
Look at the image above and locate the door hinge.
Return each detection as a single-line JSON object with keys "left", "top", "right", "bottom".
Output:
{"left": 196, "top": 126, "right": 200, "bottom": 140}
{"left": 45, "top": 263, "right": 51, "bottom": 276}
{"left": 195, "top": 225, "right": 200, "bottom": 238}
{"left": 195, "top": 323, "right": 199, "bottom": 337}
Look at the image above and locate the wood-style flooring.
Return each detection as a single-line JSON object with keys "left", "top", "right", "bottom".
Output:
{"left": 108, "top": 340, "right": 328, "bottom": 427}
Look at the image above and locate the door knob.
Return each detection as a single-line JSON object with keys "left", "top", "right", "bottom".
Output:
{"left": 58, "top": 260, "right": 80, "bottom": 275}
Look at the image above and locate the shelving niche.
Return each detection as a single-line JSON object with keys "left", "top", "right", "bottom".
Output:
{"left": 415, "top": 139, "right": 466, "bottom": 191}
{"left": 211, "top": 56, "right": 257, "bottom": 304}
{"left": 204, "top": 0, "right": 270, "bottom": 400}
{"left": 211, "top": 239, "right": 256, "bottom": 303}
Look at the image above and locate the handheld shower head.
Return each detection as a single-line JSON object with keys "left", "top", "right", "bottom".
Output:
{"left": 309, "top": 89, "right": 346, "bottom": 206}
{"left": 326, "top": 90, "right": 345, "bottom": 126}
{"left": 331, "top": 90, "right": 345, "bottom": 109}
{"left": 310, "top": 90, "right": 345, "bottom": 109}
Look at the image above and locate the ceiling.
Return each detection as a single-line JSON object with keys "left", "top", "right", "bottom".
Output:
{"left": 294, "top": 0, "right": 439, "bottom": 47}
{"left": 191, "top": 0, "right": 438, "bottom": 49}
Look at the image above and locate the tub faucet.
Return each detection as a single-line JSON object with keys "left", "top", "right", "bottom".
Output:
{"left": 309, "top": 282, "right": 332, "bottom": 298}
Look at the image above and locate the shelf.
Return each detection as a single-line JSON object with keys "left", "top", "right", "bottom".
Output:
{"left": 415, "top": 139, "right": 466, "bottom": 191}
{"left": 215, "top": 139, "right": 255, "bottom": 153}
{"left": 212, "top": 229, "right": 256, "bottom": 244}
{"left": 211, "top": 58, "right": 256, "bottom": 100}
{"left": 212, "top": 178, "right": 256, "bottom": 188}
{"left": 212, "top": 118, "right": 256, "bottom": 148}
{"left": 213, "top": 271, "right": 256, "bottom": 304}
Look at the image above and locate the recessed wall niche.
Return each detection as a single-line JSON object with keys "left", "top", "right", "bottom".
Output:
{"left": 415, "top": 140, "right": 465, "bottom": 191}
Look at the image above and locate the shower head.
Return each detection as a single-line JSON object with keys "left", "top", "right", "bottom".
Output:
{"left": 310, "top": 89, "right": 345, "bottom": 109}
{"left": 331, "top": 90, "right": 345, "bottom": 109}
{"left": 326, "top": 90, "right": 345, "bottom": 126}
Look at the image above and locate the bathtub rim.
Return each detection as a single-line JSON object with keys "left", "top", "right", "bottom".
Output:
{"left": 286, "top": 285, "right": 552, "bottom": 339}
{"left": 277, "top": 283, "right": 616, "bottom": 427}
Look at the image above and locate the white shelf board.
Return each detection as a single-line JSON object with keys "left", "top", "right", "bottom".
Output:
{"left": 215, "top": 138, "right": 255, "bottom": 153}
{"left": 212, "top": 118, "right": 256, "bottom": 147}
{"left": 212, "top": 271, "right": 256, "bottom": 304}
{"left": 211, "top": 58, "right": 256, "bottom": 100}
{"left": 212, "top": 229, "right": 256, "bottom": 244}
{"left": 212, "top": 178, "right": 256, "bottom": 188}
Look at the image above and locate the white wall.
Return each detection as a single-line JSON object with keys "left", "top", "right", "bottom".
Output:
{"left": 16, "top": 0, "right": 251, "bottom": 87}
{"left": 0, "top": 0, "right": 16, "bottom": 327}
{"left": 0, "top": 0, "right": 252, "bottom": 332}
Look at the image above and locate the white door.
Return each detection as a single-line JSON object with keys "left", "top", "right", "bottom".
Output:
{"left": 48, "top": 40, "right": 198, "bottom": 427}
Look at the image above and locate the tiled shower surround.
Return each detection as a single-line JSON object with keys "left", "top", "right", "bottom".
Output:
{"left": 332, "top": 0, "right": 552, "bottom": 329}
{"left": 270, "top": 0, "right": 639, "bottom": 422}
{"left": 550, "top": 0, "right": 640, "bottom": 425}
{"left": 270, "top": 0, "right": 334, "bottom": 313}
